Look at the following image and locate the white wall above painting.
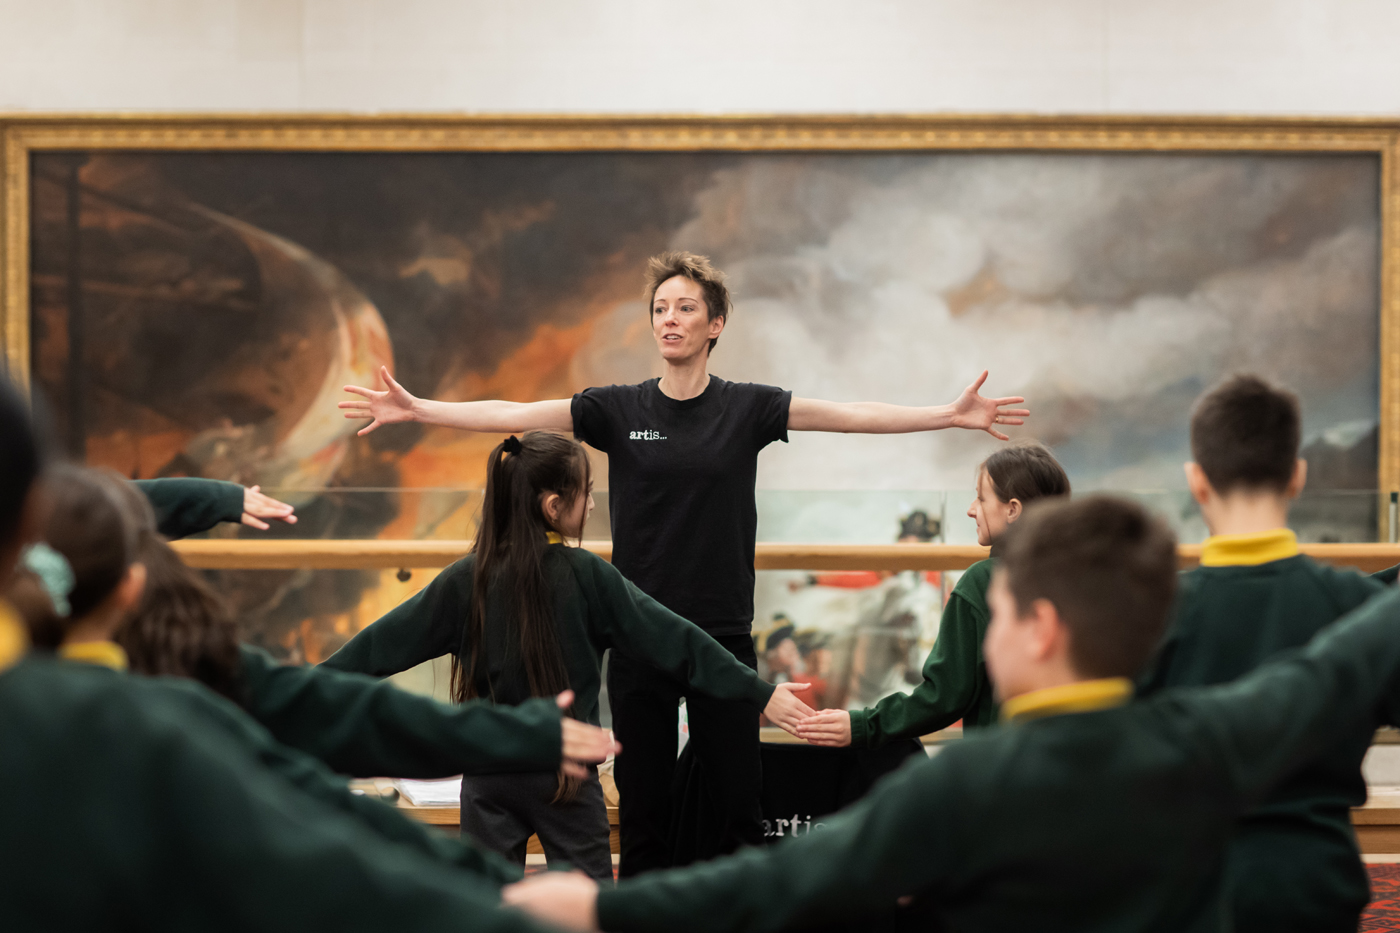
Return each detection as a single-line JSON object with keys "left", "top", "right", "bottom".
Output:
{"left": 3, "top": 0, "right": 1400, "bottom": 114}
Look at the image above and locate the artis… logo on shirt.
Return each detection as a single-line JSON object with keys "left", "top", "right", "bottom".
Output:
{"left": 764, "top": 814, "right": 826, "bottom": 838}
{"left": 628, "top": 430, "right": 667, "bottom": 440}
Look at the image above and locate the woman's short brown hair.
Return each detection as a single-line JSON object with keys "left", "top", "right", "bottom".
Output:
{"left": 644, "top": 251, "right": 732, "bottom": 354}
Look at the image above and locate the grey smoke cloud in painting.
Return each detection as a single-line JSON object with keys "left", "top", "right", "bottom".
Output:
{"left": 576, "top": 154, "right": 1379, "bottom": 529}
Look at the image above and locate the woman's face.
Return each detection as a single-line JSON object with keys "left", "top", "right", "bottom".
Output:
{"left": 967, "top": 469, "right": 1020, "bottom": 547}
{"left": 652, "top": 275, "right": 723, "bottom": 363}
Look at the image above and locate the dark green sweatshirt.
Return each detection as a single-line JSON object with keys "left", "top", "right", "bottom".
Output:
{"left": 0, "top": 651, "right": 560, "bottom": 933}
{"left": 849, "top": 558, "right": 997, "bottom": 747}
{"left": 63, "top": 655, "right": 524, "bottom": 885}
{"left": 133, "top": 477, "right": 245, "bottom": 539}
{"left": 595, "top": 586, "right": 1400, "bottom": 933}
{"left": 239, "top": 644, "right": 561, "bottom": 778}
{"left": 131, "top": 479, "right": 565, "bottom": 779}
{"left": 324, "top": 545, "right": 776, "bottom": 723}
{"left": 1137, "top": 547, "right": 1385, "bottom": 932}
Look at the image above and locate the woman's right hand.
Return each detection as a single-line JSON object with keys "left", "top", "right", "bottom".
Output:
{"left": 763, "top": 682, "right": 817, "bottom": 737}
{"left": 339, "top": 366, "right": 418, "bottom": 436}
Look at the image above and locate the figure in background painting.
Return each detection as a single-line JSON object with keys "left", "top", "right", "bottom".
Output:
{"left": 339, "top": 251, "right": 1029, "bottom": 876}
{"left": 778, "top": 507, "right": 945, "bottom": 716}
{"left": 759, "top": 620, "right": 828, "bottom": 713}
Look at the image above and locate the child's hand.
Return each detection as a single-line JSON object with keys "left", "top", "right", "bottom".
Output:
{"left": 556, "top": 690, "right": 621, "bottom": 778}
{"left": 795, "top": 709, "right": 853, "bottom": 747}
{"left": 240, "top": 486, "right": 297, "bottom": 530}
{"left": 763, "top": 682, "right": 817, "bottom": 737}
{"left": 949, "top": 370, "right": 1029, "bottom": 441}
{"left": 502, "top": 871, "right": 601, "bottom": 932}
{"left": 339, "top": 366, "right": 418, "bottom": 436}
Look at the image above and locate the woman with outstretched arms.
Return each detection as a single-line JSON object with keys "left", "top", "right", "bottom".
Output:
{"left": 339, "top": 251, "right": 1029, "bottom": 875}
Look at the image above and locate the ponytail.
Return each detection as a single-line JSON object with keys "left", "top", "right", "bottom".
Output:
{"left": 453, "top": 431, "right": 590, "bottom": 802}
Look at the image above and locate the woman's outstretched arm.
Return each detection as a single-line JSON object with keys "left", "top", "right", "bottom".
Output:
{"left": 789, "top": 371, "right": 1028, "bottom": 441}
{"left": 340, "top": 366, "right": 574, "bottom": 436}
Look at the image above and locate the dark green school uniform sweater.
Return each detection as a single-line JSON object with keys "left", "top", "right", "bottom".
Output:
{"left": 238, "top": 644, "right": 562, "bottom": 778}
{"left": 849, "top": 558, "right": 997, "bottom": 747}
{"left": 133, "top": 477, "right": 245, "bottom": 539}
{"left": 131, "top": 479, "right": 564, "bottom": 779}
{"left": 595, "top": 586, "right": 1400, "bottom": 933}
{"left": 0, "top": 613, "right": 555, "bottom": 933}
{"left": 324, "top": 544, "right": 775, "bottom": 722}
{"left": 55, "top": 641, "right": 522, "bottom": 885}
{"left": 1137, "top": 529, "right": 1386, "bottom": 932}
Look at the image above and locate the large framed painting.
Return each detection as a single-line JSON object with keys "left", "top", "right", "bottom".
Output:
{"left": 2, "top": 115, "right": 1397, "bottom": 684}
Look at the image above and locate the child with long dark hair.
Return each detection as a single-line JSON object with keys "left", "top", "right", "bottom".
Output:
{"left": 797, "top": 442, "right": 1070, "bottom": 747}
{"left": 325, "top": 431, "right": 814, "bottom": 880}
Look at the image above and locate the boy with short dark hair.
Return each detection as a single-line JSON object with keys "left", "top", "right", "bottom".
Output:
{"left": 501, "top": 495, "right": 1400, "bottom": 933}
{"left": 1136, "top": 373, "right": 1386, "bottom": 932}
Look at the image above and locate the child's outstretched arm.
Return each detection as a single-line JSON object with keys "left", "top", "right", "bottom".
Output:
{"left": 242, "top": 645, "right": 613, "bottom": 779}
{"left": 788, "top": 370, "right": 1028, "bottom": 441}
{"left": 340, "top": 366, "right": 573, "bottom": 436}
{"left": 505, "top": 748, "right": 966, "bottom": 933}
{"left": 799, "top": 581, "right": 989, "bottom": 748}
{"left": 321, "top": 557, "right": 468, "bottom": 677}
{"left": 133, "top": 478, "right": 297, "bottom": 539}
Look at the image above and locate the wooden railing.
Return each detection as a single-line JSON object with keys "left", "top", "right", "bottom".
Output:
{"left": 169, "top": 540, "right": 1400, "bottom": 573}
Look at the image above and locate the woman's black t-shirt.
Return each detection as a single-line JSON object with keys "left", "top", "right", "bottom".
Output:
{"left": 571, "top": 377, "right": 790, "bottom": 636}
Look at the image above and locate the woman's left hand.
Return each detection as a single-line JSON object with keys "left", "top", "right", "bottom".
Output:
{"left": 950, "top": 371, "right": 1029, "bottom": 441}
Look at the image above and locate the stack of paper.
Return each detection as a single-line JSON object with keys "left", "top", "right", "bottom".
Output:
{"left": 393, "top": 776, "right": 462, "bottom": 807}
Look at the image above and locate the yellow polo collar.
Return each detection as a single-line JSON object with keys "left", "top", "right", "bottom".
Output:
{"left": 1001, "top": 677, "right": 1134, "bottom": 724}
{"left": 1200, "top": 528, "right": 1299, "bottom": 568}
{"left": 546, "top": 532, "right": 564, "bottom": 545}
{"left": 0, "top": 601, "right": 28, "bottom": 674}
{"left": 59, "top": 640, "right": 129, "bottom": 672}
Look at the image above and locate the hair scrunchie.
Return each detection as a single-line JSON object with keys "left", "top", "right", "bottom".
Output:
{"left": 21, "top": 543, "right": 75, "bottom": 618}
{"left": 502, "top": 435, "right": 523, "bottom": 455}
